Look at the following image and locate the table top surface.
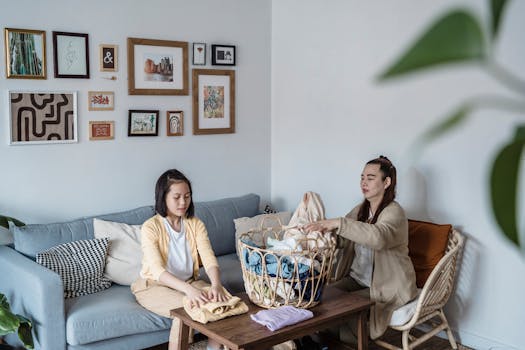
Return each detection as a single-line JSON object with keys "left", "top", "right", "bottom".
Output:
{"left": 171, "top": 285, "right": 373, "bottom": 350}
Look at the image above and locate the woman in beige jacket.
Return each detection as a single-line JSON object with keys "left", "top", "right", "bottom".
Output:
{"left": 303, "top": 156, "right": 417, "bottom": 342}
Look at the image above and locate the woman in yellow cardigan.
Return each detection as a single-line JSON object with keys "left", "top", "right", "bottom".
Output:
{"left": 303, "top": 156, "right": 417, "bottom": 344}
{"left": 131, "top": 169, "right": 228, "bottom": 350}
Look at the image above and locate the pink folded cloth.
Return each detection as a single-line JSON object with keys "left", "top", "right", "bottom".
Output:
{"left": 250, "top": 305, "right": 314, "bottom": 331}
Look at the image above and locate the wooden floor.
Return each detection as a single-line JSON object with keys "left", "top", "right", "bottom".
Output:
{"left": 144, "top": 328, "right": 473, "bottom": 350}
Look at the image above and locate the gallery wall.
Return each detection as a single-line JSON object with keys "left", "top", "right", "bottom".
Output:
{"left": 272, "top": 0, "right": 524, "bottom": 349}
{"left": 0, "top": 0, "right": 272, "bottom": 224}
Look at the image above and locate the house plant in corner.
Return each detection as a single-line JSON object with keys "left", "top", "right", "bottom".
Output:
{"left": 0, "top": 293, "right": 33, "bottom": 349}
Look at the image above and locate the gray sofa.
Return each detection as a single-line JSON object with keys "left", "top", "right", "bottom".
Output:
{"left": 0, "top": 193, "right": 259, "bottom": 350}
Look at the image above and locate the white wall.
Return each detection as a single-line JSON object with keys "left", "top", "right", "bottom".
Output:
{"left": 0, "top": 0, "right": 272, "bottom": 224}
{"left": 272, "top": 1, "right": 524, "bottom": 349}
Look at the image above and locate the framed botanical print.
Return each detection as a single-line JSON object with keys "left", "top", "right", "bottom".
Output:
{"left": 128, "top": 110, "right": 159, "bottom": 136}
{"left": 192, "top": 69, "right": 235, "bottom": 135}
{"left": 127, "top": 37, "right": 188, "bottom": 95}
{"left": 4, "top": 28, "right": 47, "bottom": 79}
{"left": 88, "top": 91, "right": 115, "bottom": 111}
{"left": 193, "top": 43, "right": 206, "bottom": 65}
{"left": 53, "top": 31, "right": 90, "bottom": 78}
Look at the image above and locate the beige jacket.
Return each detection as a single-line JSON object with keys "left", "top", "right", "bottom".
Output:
{"left": 333, "top": 201, "right": 417, "bottom": 339}
{"left": 140, "top": 214, "right": 219, "bottom": 281}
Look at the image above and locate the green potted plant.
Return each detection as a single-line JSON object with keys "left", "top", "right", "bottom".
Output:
{"left": 0, "top": 293, "right": 33, "bottom": 349}
{"left": 0, "top": 216, "right": 24, "bottom": 230}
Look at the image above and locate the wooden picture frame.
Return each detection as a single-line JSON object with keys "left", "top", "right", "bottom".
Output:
{"left": 53, "top": 31, "right": 90, "bottom": 78}
{"left": 99, "top": 44, "right": 118, "bottom": 72}
{"left": 8, "top": 90, "right": 78, "bottom": 145}
{"left": 193, "top": 43, "right": 206, "bottom": 65}
{"left": 88, "top": 91, "right": 114, "bottom": 111}
{"left": 192, "top": 69, "right": 235, "bottom": 135}
{"left": 89, "top": 121, "right": 114, "bottom": 140}
{"left": 128, "top": 110, "right": 159, "bottom": 136}
{"left": 4, "top": 28, "right": 47, "bottom": 79}
{"left": 167, "top": 111, "right": 183, "bottom": 136}
{"left": 211, "top": 45, "right": 235, "bottom": 66}
{"left": 127, "top": 37, "right": 188, "bottom": 95}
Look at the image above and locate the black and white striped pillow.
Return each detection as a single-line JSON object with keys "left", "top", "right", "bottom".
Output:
{"left": 36, "top": 238, "right": 112, "bottom": 298}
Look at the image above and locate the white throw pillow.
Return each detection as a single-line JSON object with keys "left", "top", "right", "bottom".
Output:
{"left": 93, "top": 218, "right": 142, "bottom": 285}
{"left": 234, "top": 212, "right": 292, "bottom": 256}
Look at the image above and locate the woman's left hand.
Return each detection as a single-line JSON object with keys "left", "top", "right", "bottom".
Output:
{"left": 302, "top": 218, "right": 339, "bottom": 233}
{"left": 208, "top": 284, "right": 229, "bottom": 302}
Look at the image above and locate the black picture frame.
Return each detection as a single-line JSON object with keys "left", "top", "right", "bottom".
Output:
{"left": 128, "top": 110, "right": 159, "bottom": 136}
{"left": 211, "top": 44, "right": 235, "bottom": 66}
{"left": 53, "top": 31, "right": 90, "bottom": 79}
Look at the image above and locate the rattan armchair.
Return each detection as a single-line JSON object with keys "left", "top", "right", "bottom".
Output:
{"left": 375, "top": 229, "right": 464, "bottom": 350}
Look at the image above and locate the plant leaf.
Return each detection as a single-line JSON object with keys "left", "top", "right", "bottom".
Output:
{"left": 379, "top": 10, "right": 485, "bottom": 80}
{"left": 17, "top": 316, "right": 34, "bottom": 350}
{"left": 0, "top": 215, "right": 25, "bottom": 229}
{"left": 0, "top": 306, "right": 20, "bottom": 336}
{"left": 490, "top": 125, "right": 525, "bottom": 248}
{"left": 490, "top": 0, "right": 509, "bottom": 39}
{"left": 418, "top": 105, "right": 470, "bottom": 145}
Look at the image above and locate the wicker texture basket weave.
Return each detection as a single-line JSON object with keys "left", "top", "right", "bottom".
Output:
{"left": 238, "top": 220, "right": 336, "bottom": 309}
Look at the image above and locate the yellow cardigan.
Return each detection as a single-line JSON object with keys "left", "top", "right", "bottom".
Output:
{"left": 140, "top": 214, "right": 219, "bottom": 281}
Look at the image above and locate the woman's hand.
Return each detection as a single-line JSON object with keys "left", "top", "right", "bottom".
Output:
{"left": 208, "top": 284, "right": 230, "bottom": 303}
{"left": 186, "top": 285, "right": 211, "bottom": 308}
{"left": 302, "top": 218, "right": 339, "bottom": 234}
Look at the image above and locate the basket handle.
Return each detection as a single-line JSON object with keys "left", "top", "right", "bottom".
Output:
{"left": 257, "top": 214, "right": 285, "bottom": 230}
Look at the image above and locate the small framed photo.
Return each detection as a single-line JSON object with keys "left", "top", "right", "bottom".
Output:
{"left": 192, "top": 69, "right": 235, "bottom": 135}
{"left": 4, "top": 28, "right": 47, "bottom": 79}
{"left": 53, "top": 31, "right": 90, "bottom": 78}
{"left": 211, "top": 45, "right": 235, "bottom": 66}
{"left": 167, "top": 111, "right": 183, "bottom": 136}
{"left": 88, "top": 91, "right": 114, "bottom": 111}
{"left": 8, "top": 91, "right": 78, "bottom": 145}
{"left": 99, "top": 44, "right": 118, "bottom": 72}
{"left": 128, "top": 110, "right": 159, "bottom": 136}
{"left": 193, "top": 43, "right": 206, "bottom": 65}
{"left": 89, "top": 121, "right": 114, "bottom": 140}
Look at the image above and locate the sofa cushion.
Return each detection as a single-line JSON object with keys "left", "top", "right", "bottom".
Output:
{"left": 200, "top": 253, "right": 244, "bottom": 294}
{"left": 93, "top": 219, "right": 142, "bottom": 286}
{"left": 194, "top": 194, "right": 260, "bottom": 256}
{"left": 12, "top": 206, "right": 154, "bottom": 258}
{"left": 408, "top": 219, "right": 451, "bottom": 288}
{"left": 65, "top": 285, "right": 171, "bottom": 346}
{"left": 36, "top": 238, "right": 112, "bottom": 298}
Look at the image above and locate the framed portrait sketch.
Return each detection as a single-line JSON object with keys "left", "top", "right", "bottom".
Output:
{"left": 127, "top": 37, "right": 188, "bottom": 95}
{"left": 8, "top": 91, "right": 78, "bottom": 145}
{"left": 89, "top": 121, "right": 114, "bottom": 140}
{"left": 53, "top": 31, "right": 90, "bottom": 78}
{"left": 4, "top": 28, "right": 46, "bottom": 79}
{"left": 128, "top": 110, "right": 159, "bottom": 136}
{"left": 88, "top": 91, "right": 114, "bottom": 111}
{"left": 211, "top": 45, "right": 235, "bottom": 66}
{"left": 167, "top": 111, "right": 183, "bottom": 136}
{"left": 193, "top": 43, "right": 206, "bottom": 65}
{"left": 192, "top": 69, "right": 235, "bottom": 135}
{"left": 99, "top": 44, "right": 118, "bottom": 72}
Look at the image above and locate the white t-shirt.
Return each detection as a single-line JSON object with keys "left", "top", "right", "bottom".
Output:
{"left": 164, "top": 218, "right": 194, "bottom": 281}
{"left": 349, "top": 211, "right": 374, "bottom": 287}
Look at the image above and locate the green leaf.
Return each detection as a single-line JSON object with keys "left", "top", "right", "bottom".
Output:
{"left": 0, "top": 306, "right": 20, "bottom": 336}
{"left": 490, "top": 0, "right": 509, "bottom": 39}
{"left": 419, "top": 105, "right": 471, "bottom": 145}
{"left": 490, "top": 125, "right": 525, "bottom": 248}
{"left": 18, "top": 316, "right": 34, "bottom": 349}
{"left": 0, "top": 215, "right": 25, "bottom": 229}
{"left": 379, "top": 10, "right": 485, "bottom": 80}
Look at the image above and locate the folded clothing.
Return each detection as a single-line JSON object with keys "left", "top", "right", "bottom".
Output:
{"left": 183, "top": 286, "right": 249, "bottom": 324}
{"left": 250, "top": 305, "right": 314, "bottom": 331}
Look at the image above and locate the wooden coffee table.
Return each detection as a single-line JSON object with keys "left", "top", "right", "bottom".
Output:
{"left": 171, "top": 285, "right": 373, "bottom": 350}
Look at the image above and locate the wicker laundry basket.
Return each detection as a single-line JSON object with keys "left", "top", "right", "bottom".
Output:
{"left": 238, "top": 218, "right": 336, "bottom": 309}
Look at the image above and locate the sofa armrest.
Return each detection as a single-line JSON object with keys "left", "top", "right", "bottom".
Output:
{"left": 0, "top": 245, "right": 66, "bottom": 350}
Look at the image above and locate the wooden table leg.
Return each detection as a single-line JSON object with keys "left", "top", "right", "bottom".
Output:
{"left": 356, "top": 310, "right": 368, "bottom": 350}
{"left": 178, "top": 322, "right": 190, "bottom": 350}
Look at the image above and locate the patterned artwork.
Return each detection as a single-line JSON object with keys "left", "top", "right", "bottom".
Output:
{"left": 203, "top": 85, "right": 224, "bottom": 118}
{"left": 9, "top": 92, "right": 77, "bottom": 144}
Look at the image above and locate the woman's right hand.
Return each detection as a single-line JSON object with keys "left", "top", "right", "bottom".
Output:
{"left": 186, "top": 285, "right": 211, "bottom": 308}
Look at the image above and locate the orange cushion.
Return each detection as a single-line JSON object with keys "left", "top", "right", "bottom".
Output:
{"left": 408, "top": 219, "right": 451, "bottom": 288}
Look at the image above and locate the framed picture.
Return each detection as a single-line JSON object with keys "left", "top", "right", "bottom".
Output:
{"left": 193, "top": 43, "right": 206, "bottom": 65}
{"left": 128, "top": 110, "right": 159, "bottom": 136}
{"left": 167, "top": 111, "right": 183, "bottom": 136}
{"left": 4, "top": 28, "right": 46, "bottom": 79}
{"left": 192, "top": 69, "right": 235, "bottom": 135}
{"left": 99, "top": 44, "right": 118, "bottom": 71}
{"left": 8, "top": 91, "right": 77, "bottom": 145}
{"left": 88, "top": 91, "right": 114, "bottom": 111}
{"left": 89, "top": 121, "right": 114, "bottom": 140}
{"left": 211, "top": 45, "right": 235, "bottom": 66}
{"left": 127, "top": 37, "right": 188, "bottom": 95}
{"left": 53, "top": 31, "right": 89, "bottom": 78}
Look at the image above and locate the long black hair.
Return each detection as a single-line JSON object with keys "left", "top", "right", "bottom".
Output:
{"left": 154, "top": 169, "right": 195, "bottom": 218}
